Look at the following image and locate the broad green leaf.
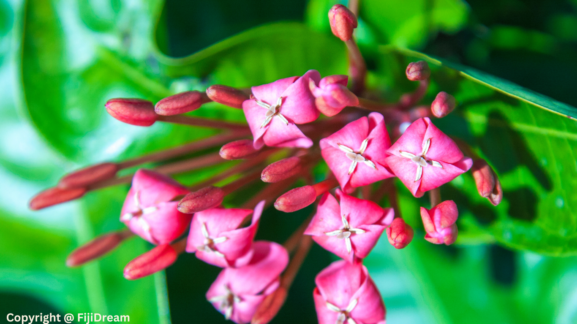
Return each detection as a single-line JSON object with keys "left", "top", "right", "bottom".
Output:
{"left": 383, "top": 46, "right": 577, "bottom": 255}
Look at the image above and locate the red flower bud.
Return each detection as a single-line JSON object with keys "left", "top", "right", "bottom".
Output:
{"left": 251, "top": 286, "right": 288, "bottom": 324}
{"left": 328, "top": 4, "right": 357, "bottom": 41}
{"left": 489, "top": 177, "right": 503, "bottom": 206}
{"left": 154, "top": 91, "right": 210, "bottom": 116}
{"left": 29, "top": 187, "right": 87, "bottom": 210}
{"left": 261, "top": 157, "right": 303, "bottom": 183}
{"left": 206, "top": 85, "right": 249, "bottom": 109}
{"left": 431, "top": 92, "right": 456, "bottom": 118}
{"left": 471, "top": 159, "right": 496, "bottom": 198}
{"left": 58, "top": 162, "right": 118, "bottom": 189}
{"left": 275, "top": 186, "right": 316, "bottom": 213}
{"left": 177, "top": 186, "right": 224, "bottom": 214}
{"left": 105, "top": 98, "right": 157, "bottom": 126}
{"left": 124, "top": 244, "right": 178, "bottom": 280}
{"left": 220, "top": 139, "right": 259, "bottom": 160}
{"left": 406, "top": 61, "right": 431, "bottom": 81}
{"left": 386, "top": 218, "right": 414, "bottom": 249}
{"left": 66, "top": 231, "right": 132, "bottom": 267}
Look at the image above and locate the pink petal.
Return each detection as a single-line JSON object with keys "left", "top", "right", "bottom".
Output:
{"left": 187, "top": 207, "right": 252, "bottom": 249}
{"left": 420, "top": 207, "right": 436, "bottom": 233}
{"left": 350, "top": 224, "right": 387, "bottom": 259}
{"left": 140, "top": 202, "right": 191, "bottom": 244}
{"left": 320, "top": 116, "right": 368, "bottom": 152}
{"left": 348, "top": 161, "right": 394, "bottom": 190}
{"left": 320, "top": 146, "right": 352, "bottom": 189}
{"left": 315, "top": 260, "right": 365, "bottom": 309}
{"left": 242, "top": 99, "right": 268, "bottom": 149}
{"left": 262, "top": 117, "right": 313, "bottom": 148}
{"left": 418, "top": 158, "right": 472, "bottom": 194}
{"left": 305, "top": 193, "right": 343, "bottom": 236}
{"left": 422, "top": 117, "right": 464, "bottom": 163}
{"left": 349, "top": 275, "right": 386, "bottom": 323}
{"left": 312, "top": 235, "right": 356, "bottom": 263}
{"left": 251, "top": 76, "right": 299, "bottom": 106}
{"left": 433, "top": 200, "right": 458, "bottom": 229}
{"left": 384, "top": 155, "right": 422, "bottom": 197}
{"left": 122, "top": 170, "right": 189, "bottom": 215}
{"left": 320, "top": 75, "right": 349, "bottom": 87}
{"left": 387, "top": 117, "right": 427, "bottom": 158}
{"left": 313, "top": 288, "right": 340, "bottom": 324}
{"left": 280, "top": 70, "right": 321, "bottom": 124}
{"left": 338, "top": 190, "right": 385, "bottom": 227}
{"left": 362, "top": 113, "right": 392, "bottom": 162}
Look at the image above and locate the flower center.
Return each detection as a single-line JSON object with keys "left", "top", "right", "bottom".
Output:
{"left": 120, "top": 191, "right": 158, "bottom": 242}
{"left": 197, "top": 222, "right": 228, "bottom": 258}
{"left": 399, "top": 138, "right": 443, "bottom": 182}
{"left": 325, "top": 215, "right": 365, "bottom": 253}
{"left": 209, "top": 286, "right": 241, "bottom": 320}
{"left": 326, "top": 299, "right": 358, "bottom": 324}
{"left": 256, "top": 97, "right": 289, "bottom": 128}
{"left": 337, "top": 138, "right": 377, "bottom": 175}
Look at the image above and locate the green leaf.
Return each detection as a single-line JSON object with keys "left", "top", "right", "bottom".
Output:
{"left": 385, "top": 46, "right": 577, "bottom": 255}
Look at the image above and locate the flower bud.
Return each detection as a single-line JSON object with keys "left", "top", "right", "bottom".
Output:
{"left": 66, "top": 231, "right": 131, "bottom": 267}
{"left": 406, "top": 61, "right": 431, "bottom": 81}
{"left": 489, "top": 177, "right": 503, "bottom": 206}
{"left": 177, "top": 186, "right": 224, "bottom": 214}
{"left": 29, "top": 187, "right": 87, "bottom": 210}
{"left": 154, "top": 91, "right": 209, "bottom": 116}
{"left": 328, "top": 4, "right": 357, "bottom": 41}
{"left": 274, "top": 186, "right": 316, "bottom": 213}
{"left": 206, "top": 85, "right": 249, "bottom": 109}
{"left": 58, "top": 163, "right": 118, "bottom": 189}
{"left": 124, "top": 244, "right": 178, "bottom": 280}
{"left": 386, "top": 218, "right": 414, "bottom": 249}
{"left": 471, "top": 159, "right": 496, "bottom": 198}
{"left": 420, "top": 200, "right": 458, "bottom": 245}
{"left": 261, "top": 157, "right": 303, "bottom": 183}
{"left": 220, "top": 139, "right": 259, "bottom": 160}
{"left": 310, "top": 77, "right": 358, "bottom": 117}
{"left": 431, "top": 91, "right": 456, "bottom": 118}
{"left": 251, "top": 286, "right": 287, "bottom": 324}
{"left": 105, "top": 98, "right": 157, "bottom": 126}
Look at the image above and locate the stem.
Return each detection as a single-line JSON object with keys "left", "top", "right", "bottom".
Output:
{"left": 242, "top": 176, "right": 300, "bottom": 210}
{"left": 283, "top": 214, "right": 314, "bottom": 254}
{"left": 348, "top": 0, "right": 359, "bottom": 16}
{"left": 170, "top": 237, "right": 187, "bottom": 254}
{"left": 312, "top": 177, "right": 339, "bottom": 196}
{"left": 345, "top": 39, "right": 367, "bottom": 95}
{"left": 156, "top": 115, "right": 248, "bottom": 130}
{"left": 281, "top": 236, "right": 313, "bottom": 288}
{"left": 357, "top": 98, "right": 398, "bottom": 111}
{"left": 429, "top": 187, "right": 441, "bottom": 208}
{"left": 221, "top": 168, "right": 262, "bottom": 195}
{"left": 386, "top": 180, "right": 402, "bottom": 219}
{"left": 399, "top": 79, "right": 430, "bottom": 109}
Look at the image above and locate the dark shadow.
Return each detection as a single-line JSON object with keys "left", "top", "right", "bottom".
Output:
{"left": 504, "top": 187, "right": 538, "bottom": 222}
{"left": 489, "top": 245, "right": 516, "bottom": 287}
{"left": 0, "top": 292, "right": 62, "bottom": 317}
{"left": 442, "top": 185, "right": 498, "bottom": 226}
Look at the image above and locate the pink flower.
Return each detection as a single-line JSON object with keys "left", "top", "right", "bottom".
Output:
{"left": 206, "top": 241, "right": 289, "bottom": 323}
{"left": 385, "top": 117, "right": 472, "bottom": 198}
{"left": 314, "top": 260, "right": 386, "bottom": 324}
{"left": 305, "top": 190, "right": 394, "bottom": 262}
{"left": 420, "top": 200, "right": 458, "bottom": 245}
{"left": 186, "top": 201, "right": 264, "bottom": 268}
{"left": 120, "top": 169, "right": 191, "bottom": 244}
{"left": 320, "top": 113, "right": 394, "bottom": 192}
{"left": 309, "top": 75, "right": 359, "bottom": 117}
{"left": 243, "top": 70, "right": 321, "bottom": 149}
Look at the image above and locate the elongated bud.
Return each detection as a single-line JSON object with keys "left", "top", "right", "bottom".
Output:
{"left": 206, "top": 85, "right": 249, "bottom": 109}
{"left": 124, "top": 244, "right": 177, "bottom": 280}
{"left": 66, "top": 231, "right": 132, "bottom": 267}
{"left": 58, "top": 162, "right": 118, "bottom": 189}
{"left": 471, "top": 159, "right": 496, "bottom": 198}
{"left": 29, "top": 187, "right": 87, "bottom": 210}
{"left": 155, "top": 91, "right": 210, "bottom": 116}
{"left": 386, "top": 218, "right": 414, "bottom": 249}
{"left": 328, "top": 4, "right": 357, "bottom": 41}
{"left": 251, "top": 286, "right": 287, "bottom": 324}
{"left": 177, "top": 186, "right": 224, "bottom": 214}
{"left": 406, "top": 61, "right": 431, "bottom": 81}
{"left": 488, "top": 177, "right": 503, "bottom": 206}
{"left": 261, "top": 157, "right": 303, "bottom": 183}
{"left": 274, "top": 179, "right": 336, "bottom": 212}
{"left": 220, "top": 139, "right": 259, "bottom": 160}
{"left": 105, "top": 98, "right": 157, "bottom": 126}
{"left": 431, "top": 92, "right": 456, "bottom": 118}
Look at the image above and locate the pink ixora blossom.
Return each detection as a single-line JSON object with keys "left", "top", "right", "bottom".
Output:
{"left": 305, "top": 190, "right": 394, "bottom": 262}
{"left": 314, "top": 260, "right": 386, "bottom": 324}
{"left": 243, "top": 70, "right": 321, "bottom": 149}
{"left": 385, "top": 117, "right": 472, "bottom": 198}
{"left": 120, "top": 169, "right": 191, "bottom": 245}
{"left": 309, "top": 75, "right": 359, "bottom": 117}
{"left": 320, "top": 112, "right": 394, "bottom": 193}
{"left": 206, "top": 241, "right": 289, "bottom": 323}
{"left": 186, "top": 201, "right": 264, "bottom": 268}
{"left": 420, "top": 200, "right": 459, "bottom": 245}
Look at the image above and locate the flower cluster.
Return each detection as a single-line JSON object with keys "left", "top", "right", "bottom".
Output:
{"left": 29, "top": 4, "right": 503, "bottom": 324}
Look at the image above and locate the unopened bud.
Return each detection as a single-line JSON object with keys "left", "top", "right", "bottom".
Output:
{"left": 328, "top": 4, "right": 357, "bottom": 42}
{"left": 406, "top": 61, "right": 431, "bottom": 81}
{"left": 261, "top": 157, "right": 303, "bottom": 183}
{"left": 206, "top": 85, "right": 249, "bottom": 109}
{"left": 471, "top": 159, "right": 496, "bottom": 198}
{"left": 220, "top": 139, "right": 259, "bottom": 160}
{"left": 488, "top": 177, "right": 503, "bottom": 206}
{"left": 177, "top": 186, "right": 224, "bottom": 214}
{"left": 251, "top": 286, "right": 287, "bottom": 324}
{"left": 58, "top": 163, "right": 118, "bottom": 189}
{"left": 420, "top": 200, "right": 458, "bottom": 245}
{"left": 66, "top": 231, "right": 132, "bottom": 267}
{"left": 124, "top": 244, "right": 177, "bottom": 280}
{"left": 431, "top": 92, "right": 456, "bottom": 118}
{"left": 29, "top": 187, "right": 87, "bottom": 210}
{"left": 155, "top": 91, "right": 210, "bottom": 116}
{"left": 274, "top": 186, "right": 316, "bottom": 213}
{"left": 105, "top": 98, "right": 157, "bottom": 126}
{"left": 386, "top": 218, "right": 414, "bottom": 249}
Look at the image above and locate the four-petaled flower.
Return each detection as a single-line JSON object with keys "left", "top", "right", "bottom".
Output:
{"left": 385, "top": 117, "right": 473, "bottom": 197}
{"left": 186, "top": 201, "right": 264, "bottom": 268}
{"left": 305, "top": 190, "right": 394, "bottom": 262}
{"left": 206, "top": 241, "right": 289, "bottom": 324}
{"left": 420, "top": 200, "right": 459, "bottom": 245}
{"left": 243, "top": 70, "right": 321, "bottom": 149}
{"left": 120, "top": 169, "right": 191, "bottom": 244}
{"left": 320, "top": 113, "right": 394, "bottom": 193}
{"left": 309, "top": 75, "right": 359, "bottom": 117}
{"left": 314, "top": 260, "right": 386, "bottom": 324}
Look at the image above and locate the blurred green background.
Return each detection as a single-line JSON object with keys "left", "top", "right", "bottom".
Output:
{"left": 1, "top": 0, "right": 577, "bottom": 323}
